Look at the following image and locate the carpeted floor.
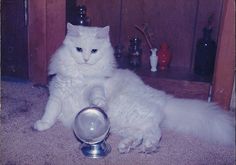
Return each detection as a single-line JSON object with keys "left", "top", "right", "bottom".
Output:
{"left": 0, "top": 80, "right": 235, "bottom": 165}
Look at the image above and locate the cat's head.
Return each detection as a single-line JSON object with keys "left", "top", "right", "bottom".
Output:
{"left": 63, "top": 23, "right": 113, "bottom": 65}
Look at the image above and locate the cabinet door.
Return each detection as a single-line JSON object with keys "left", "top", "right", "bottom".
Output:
{"left": 1, "top": 0, "right": 28, "bottom": 79}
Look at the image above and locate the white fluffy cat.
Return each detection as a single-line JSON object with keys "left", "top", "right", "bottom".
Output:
{"left": 34, "top": 23, "right": 235, "bottom": 153}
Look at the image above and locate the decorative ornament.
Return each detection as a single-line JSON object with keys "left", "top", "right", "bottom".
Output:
{"left": 150, "top": 48, "right": 158, "bottom": 72}
{"left": 157, "top": 43, "right": 171, "bottom": 70}
{"left": 135, "top": 24, "right": 158, "bottom": 72}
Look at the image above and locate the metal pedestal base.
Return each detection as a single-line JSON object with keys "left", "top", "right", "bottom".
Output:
{"left": 80, "top": 141, "right": 111, "bottom": 158}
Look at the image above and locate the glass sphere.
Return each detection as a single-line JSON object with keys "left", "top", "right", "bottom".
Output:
{"left": 73, "top": 107, "right": 110, "bottom": 144}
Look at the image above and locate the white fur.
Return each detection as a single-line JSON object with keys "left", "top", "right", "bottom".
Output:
{"left": 34, "top": 23, "right": 235, "bottom": 154}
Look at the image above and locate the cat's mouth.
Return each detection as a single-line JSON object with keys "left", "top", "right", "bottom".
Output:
{"left": 84, "top": 59, "right": 94, "bottom": 64}
{"left": 83, "top": 63, "right": 92, "bottom": 65}
{"left": 80, "top": 61, "right": 94, "bottom": 65}
{"left": 82, "top": 58, "right": 101, "bottom": 66}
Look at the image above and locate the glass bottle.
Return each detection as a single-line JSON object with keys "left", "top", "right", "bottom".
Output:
{"left": 128, "top": 37, "right": 142, "bottom": 68}
{"left": 74, "top": 5, "right": 90, "bottom": 26}
{"left": 114, "top": 45, "right": 124, "bottom": 68}
{"left": 194, "top": 27, "right": 217, "bottom": 77}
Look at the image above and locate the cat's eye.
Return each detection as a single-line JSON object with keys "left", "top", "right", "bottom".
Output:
{"left": 91, "top": 49, "right": 98, "bottom": 54}
{"left": 76, "top": 47, "right": 83, "bottom": 52}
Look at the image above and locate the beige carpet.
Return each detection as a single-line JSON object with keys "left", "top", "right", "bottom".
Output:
{"left": 1, "top": 80, "right": 235, "bottom": 165}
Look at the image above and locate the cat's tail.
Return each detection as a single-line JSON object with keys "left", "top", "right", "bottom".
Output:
{"left": 162, "top": 98, "right": 235, "bottom": 146}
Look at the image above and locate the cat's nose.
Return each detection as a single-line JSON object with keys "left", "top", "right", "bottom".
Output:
{"left": 83, "top": 55, "right": 90, "bottom": 63}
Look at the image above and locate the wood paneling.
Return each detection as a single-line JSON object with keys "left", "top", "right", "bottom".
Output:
{"left": 28, "top": 0, "right": 47, "bottom": 84}
{"left": 212, "top": 0, "right": 235, "bottom": 110}
{"left": 75, "top": 0, "right": 222, "bottom": 70}
{"left": 76, "top": 0, "right": 120, "bottom": 46}
{"left": 46, "top": 0, "right": 66, "bottom": 66}
{"left": 123, "top": 0, "right": 198, "bottom": 68}
{"left": 28, "top": 0, "right": 66, "bottom": 84}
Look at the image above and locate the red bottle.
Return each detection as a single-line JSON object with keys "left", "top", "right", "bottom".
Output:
{"left": 157, "top": 43, "right": 171, "bottom": 70}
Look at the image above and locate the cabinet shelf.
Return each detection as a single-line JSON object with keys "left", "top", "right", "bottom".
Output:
{"left": 126, "top": 66, "right": 211, "bottom": 100}
{"left": 133, "top": 66, "right": 212, "bottom": 83}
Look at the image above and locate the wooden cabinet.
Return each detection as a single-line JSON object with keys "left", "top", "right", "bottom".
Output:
{"left": 26, "top": 0, "right": 234, "bottom": 110}
{"left": 73, "top": 0, "right": 234, "bottom": 109}
{"left": 211, "top": 0, "right": 235, "bottom": 110}
{"left": 1, "top": 0, "right": 28, "bottom": 79}
{"left": 72, "top": 0, "right": 222, "bottom": 102}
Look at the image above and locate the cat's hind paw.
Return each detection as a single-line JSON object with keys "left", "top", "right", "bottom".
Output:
{"left": 33, "top": 120, "right": 53, "bottom": 131}
{"left": 138, "top": 139, "right": 160, "bottom": 154}
{"left": 118, "top": 137, "right": 143, "bottom": 154}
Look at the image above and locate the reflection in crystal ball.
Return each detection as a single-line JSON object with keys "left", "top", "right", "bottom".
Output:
{"left": 73, "top": 107, "right": 110, "bottom": 144}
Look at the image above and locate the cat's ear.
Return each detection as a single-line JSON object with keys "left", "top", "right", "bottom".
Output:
{"left": 67, "top": 22, "right": 74, "bottom": 30}
{"left": 96, "top": 26, "right": 110, "bottom": 39}
{"left": 67, "top": 22, "right": 79, "bottom": 36}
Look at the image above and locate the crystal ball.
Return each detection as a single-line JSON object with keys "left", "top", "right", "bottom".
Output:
{"left": 73, "top": 107, "right": 110, "bottom": 144}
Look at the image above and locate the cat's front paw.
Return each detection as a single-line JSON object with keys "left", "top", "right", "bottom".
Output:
{"left": 33, "top": 120, "right": 53, "bottom": 131}
{"left": 91, "top": 97, "right": 106, "bottom": 107}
